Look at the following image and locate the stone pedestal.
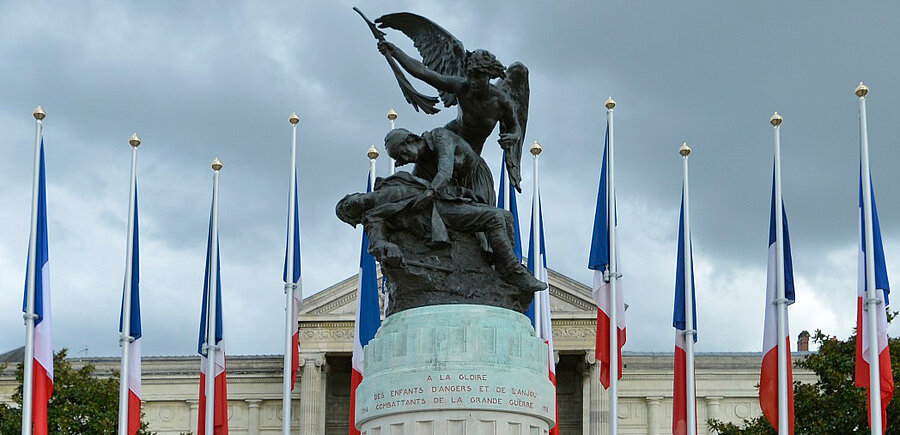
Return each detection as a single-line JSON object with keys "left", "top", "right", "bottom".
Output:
{"left": 355, "top": 304, "right": 556, "bottom": 434}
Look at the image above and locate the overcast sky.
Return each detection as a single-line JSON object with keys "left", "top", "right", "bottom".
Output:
{"left": 2, "top": 1, "right": 900, "bottom": 358}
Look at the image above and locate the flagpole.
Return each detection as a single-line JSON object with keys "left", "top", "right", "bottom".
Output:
{"left": 605, "top": 96, "right": 619, "bottom": 435}
{"left": 282, "top": 113, "right": 300, "bottom": 435}
{"left": 205, "top": 158, "right": 223, "bottom": 435}
{"left": 502, "top": 157, "right": 511, "bottom": 215}
{"left": 387, "top": 109, "right": 397, "bottom": 175}
{"left": 769, "top": 111, "right": 791, "bottom": 434}
{"left": 531, "top": 140, "right": 543, "bottom": 340}
{"left": 857, "top": 82, "right": 882, "bottom": 435}
{"left": 680, "top": 142, "right": 697, "bottom": 435}
{"left": 22, "top": 105, "right": 45, "bottom": 435}
{"left": 117, "top": 133, "right": 141, "bottom": 435}
{"left": 367, "top": 146, "right": 379, "bottom": 188}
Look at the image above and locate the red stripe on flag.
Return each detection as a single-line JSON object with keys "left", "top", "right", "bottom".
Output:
{"left": 197, "top": 372, "right": 229, "bottom": 435}
{"left": 349, "top": 369, "right": 363, "bottom": 435}
{"left": 128, "top": 390, "right": 141, "bottom": 435}
{"left": 673, "top": 345, "right": 691, "bottom": 435}
{"left": 856, "top": 297, "right": 867, "bottom": 389}
{"left": 548, "top": 367, "right": 559, "bottom": 435}
{"left": 759, "top": 337, "right": 794, "bottom": 434}
{"left": 291, "top": 331, "right": 299, "bottom": 391}
{"left": 595, "top": 308, "right": 625, "bottom": 389}
{"left": 856, "top": 298, "right": 894, "bottom": 435}
{"left": 673, "top": 346, "right": 686, "bottom": 435}
{"left": 870, "top": 347, "right": 894, "bottom": 433}
{"left": 31, "top": 360, "right": 52, "bottom": 435}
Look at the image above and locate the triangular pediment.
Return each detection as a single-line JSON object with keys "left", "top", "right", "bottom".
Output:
{"left": 299, "top": 265, "right": 596, "bottom": 323}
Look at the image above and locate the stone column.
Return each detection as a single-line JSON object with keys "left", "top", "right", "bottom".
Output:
{"left": 582, "top": 354, "right": 592, "bottom": 435}
{"left": 706, "top": 396, "right": 723, "bottom": 422}
{"left": 246, "top": 399, "right": 261, "bottom": 435}
{"left": 298, "top": 353, "right": 325, "bottom": 434}
{"left": 586, "top": 353, "right": 604, "bottom": 435}
{"left": 645, "top": 396, "right": 663, "bottom": 435}
{"left": 187, "top": 400, "right": 199, "bottom": 434}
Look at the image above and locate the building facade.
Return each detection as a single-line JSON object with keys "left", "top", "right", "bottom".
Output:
{"left": 0, "top": 268, "right": 812, "bottom": 434}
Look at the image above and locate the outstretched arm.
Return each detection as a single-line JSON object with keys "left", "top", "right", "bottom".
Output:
{"left": 380, "top": 42, "right": 464, "bottom": 95}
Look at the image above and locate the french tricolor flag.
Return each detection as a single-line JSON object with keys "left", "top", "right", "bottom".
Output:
{"left": 759, "top": 178, "right": 795, "bottom": 434}
{"left": 855, "top": 174, "right": 893, "bottom": 433}
{"left": 119, "top": 187, "right": 142, "bottom": 435}
{"left": 197, "top": 208, "right": 228, "bottom": 435}
{"left": 588, "top": 122, "right": 625, "bottom": 389}
{"left": 350, "top": 172, "right": 381, "bottom": 435}
{"left": 284, "top": 177, "right": 302, "bottom": 390}
{"left": 527, "top": 188, "right": 558, "bottom": 435}
{"left": 23, "top": 139, "right": 53, "bottom": 435}
{"left": 673, "top": 191, "right": 697, "bottom": 435}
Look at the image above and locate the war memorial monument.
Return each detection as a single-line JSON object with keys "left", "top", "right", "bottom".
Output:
{"left": 335, "top": 9, "right": 557, "bottom": 433}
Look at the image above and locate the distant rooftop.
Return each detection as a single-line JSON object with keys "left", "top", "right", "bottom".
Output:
{"left": 0, "top": 347, "right": 24, "bottom": 363}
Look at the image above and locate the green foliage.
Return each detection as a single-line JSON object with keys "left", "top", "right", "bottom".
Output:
{"left": 709, "top": 326, "right": 900, "bottom": 434}
{"left": 0, "top": 349, "right": 153, "bottom": 434}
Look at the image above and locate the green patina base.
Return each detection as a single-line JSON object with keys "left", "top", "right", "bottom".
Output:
{"left": 356, "top": 304, "right": 555, "bottom": 427}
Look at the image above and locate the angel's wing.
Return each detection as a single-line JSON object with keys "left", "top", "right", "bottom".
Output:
{"left": 497, "top": 62, "right": 530, "bottom": 191}
{"left": 376, "top": 12, "right": 466, "bottom": 108}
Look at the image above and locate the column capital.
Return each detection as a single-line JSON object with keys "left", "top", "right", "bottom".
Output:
{"left": 646, "top": 396, "right": 664, "bottom": 402}
{"left": 186, "top": 399, "right": 200, "bottom": 408}
{"left": 298, "top": 352, "right": 326, "bottom": 367}
{"left": 584, "top": 352, "right": 596, "bottom": 365}
{"left": 245, "top": 399, "right": 262, "bottom": 408}
{"left": 705, "top": 396, "right": 724, "bottom": 403}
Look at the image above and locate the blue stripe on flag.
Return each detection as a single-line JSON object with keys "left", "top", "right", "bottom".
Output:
{"left": 358, "top": 172, "right": 381, "bottom": 348}
{"left": 673, "top": 191, "right": 697, "bottom": 339}
{"left": 768, "top": 173, "right": 795, "bottom": 304}
{"left": 588, "top": 122, "right": 611, "bottom": 271}
{"left": 526, "top": 190, "right": 547, "bottom": 327}
{"left": 283, "top": 176, "right": 301, "bottom": 284}
{"left": 198, "top": 197, "right": 224, "bottom": 355}
{"left": 119, "top": 187, "right": 142, "bottom": 339}
{"left": 24, "top": 139, "right": 49, "bottom": 326}
{"left": 860, "top": 174, "right": 891, "bottom": 304}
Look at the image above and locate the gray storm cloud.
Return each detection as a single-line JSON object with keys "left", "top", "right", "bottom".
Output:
{"left": 1, "top": 1, "right": 898, "bottom": 357}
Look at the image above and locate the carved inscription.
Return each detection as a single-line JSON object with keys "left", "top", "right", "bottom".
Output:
{"left": 362, "top": 371, "right": 550, "bottom": 416}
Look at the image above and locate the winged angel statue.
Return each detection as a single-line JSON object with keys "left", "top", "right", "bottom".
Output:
{"left": 340, "top": 9, "right": 545, "bottom": 314}
{"left": 355, "top": 9, "right": 530, "bottom": 200}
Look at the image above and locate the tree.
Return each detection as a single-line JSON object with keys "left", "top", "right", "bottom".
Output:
{"left": 0, "top": 349, "right": 153, "bottom": 434}
{"left": 709, "top": 328, "right": 900, "bottom": 434}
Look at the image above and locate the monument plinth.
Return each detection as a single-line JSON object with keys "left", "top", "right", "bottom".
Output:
{"left": 356, "top": 304, "right": 555, "bottom": 433}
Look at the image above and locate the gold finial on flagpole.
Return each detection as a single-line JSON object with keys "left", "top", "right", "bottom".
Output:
{"left": 770, "top": 112, "right": 783, "bottom": 127}
{"left": 387, "top": 108, "right": 398, "bottom": 121}
{"left": 367, "top": 145, "right": 380, "bottom": 160}
{"left": 855, "top": 82, "right": 869, "bottom": 98}
{"left": 530, "top": 140, "right": 543, "bottom": 156}
{"left": 211, "top": 157, "right": 223, "bottom": 171}
{"left": 605, "top": 97, "right": 616, "bottom": 110}
{"left": 33, "top": 106, "right": 46, "bottom": 120}
{"left": 679, "top": 142, "right": 691, "bottom": 157}
{"left": 289, "top": 112, "right": 300, "bottom": 125}
{"left": 129, "top": 133, "right": 141, "bottom": 147}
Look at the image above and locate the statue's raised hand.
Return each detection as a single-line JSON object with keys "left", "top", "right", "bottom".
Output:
{"left": 377, "top": 40, "right": 396, "bottom": 56}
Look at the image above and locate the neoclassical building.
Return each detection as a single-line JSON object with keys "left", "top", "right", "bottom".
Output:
{"left": 0, "top": 268, "right": 813, "bottom": 434}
